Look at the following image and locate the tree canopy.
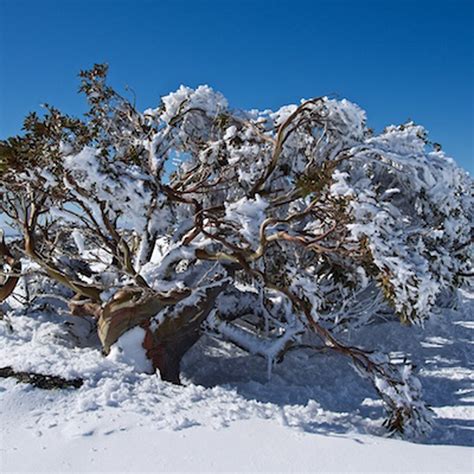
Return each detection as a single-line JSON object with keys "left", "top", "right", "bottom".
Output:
{"left": 1, "top": 65, "right": 472, "bottom": 438}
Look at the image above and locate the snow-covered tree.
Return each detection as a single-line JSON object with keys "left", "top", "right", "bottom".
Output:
{"left": 1, "top": 64, "right": 472, "bottom": 438}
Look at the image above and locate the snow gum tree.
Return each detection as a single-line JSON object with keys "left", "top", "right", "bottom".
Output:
{"left": 0, "top": 65, "right": 472, "bottom": 438}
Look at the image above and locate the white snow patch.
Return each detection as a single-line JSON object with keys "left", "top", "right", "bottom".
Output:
{"left": 71, "top": 229, "right": 85, "bottom": 254}
{"left": 107, "top": 326, "right": 153, "bottom": 373}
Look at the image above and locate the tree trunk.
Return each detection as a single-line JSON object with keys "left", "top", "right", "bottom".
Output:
{"left": 90, "top": 279, "right": 229, "bottom": 384}
{"left": 0, "top": 238, "right": 21, "bottom": 303}
{"left": 142, "top": 280, "right": 229, "bottom": 384}
{"left": 142, "top": 320, "right": 202, "bottom": 384}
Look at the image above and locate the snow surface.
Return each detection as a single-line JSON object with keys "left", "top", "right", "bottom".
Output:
{"left": 107, "top": 326, "right": 153, "bottom": 374}
{"left": 1, "top": 291, "right": 473, "bottom": 472}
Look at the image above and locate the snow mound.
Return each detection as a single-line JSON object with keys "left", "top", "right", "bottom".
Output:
{"left": 0, "top": 291, "right": 473, "bottom": 471}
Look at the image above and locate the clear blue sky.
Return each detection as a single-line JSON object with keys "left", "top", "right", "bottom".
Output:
{"left": 0, "top": 0, "right": 472, "bottom": 172}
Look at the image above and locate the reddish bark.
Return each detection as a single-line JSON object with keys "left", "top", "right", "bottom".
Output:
{"left": 141, "top": 280, "right": 229, "bottom": 384}
{"left": 0, "top": 238, "right": 21, "bottom": 303}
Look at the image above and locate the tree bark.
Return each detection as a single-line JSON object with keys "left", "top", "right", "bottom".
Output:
{"left": 142, "top": 280, "right": 230, "bottom": 384}
{"left": 0, "top": 238, "right": 21, "bottom": 303}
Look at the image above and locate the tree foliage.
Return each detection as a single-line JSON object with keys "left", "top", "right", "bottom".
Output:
{"left": 1, "top": 64, "right": 472, "bottom": 438}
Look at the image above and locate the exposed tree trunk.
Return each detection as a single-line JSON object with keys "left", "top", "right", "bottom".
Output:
{"left": 142, "top": 280, "right": 230, "bottom": 384}
{"left": 0, "top": 238, "right": 21, "bottom": 303}
{"left": 83, "top": 279, "right": 230, "bottom": 384}
{"left": 96, "top": 287, "right": 191, "bottom": 353}
{"left": 142, "top": 320, "right": 203, "bottom": 384}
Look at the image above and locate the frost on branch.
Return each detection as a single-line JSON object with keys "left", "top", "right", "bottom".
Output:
{"left": 0, "top": 64, "right": 472, "bottom": 438}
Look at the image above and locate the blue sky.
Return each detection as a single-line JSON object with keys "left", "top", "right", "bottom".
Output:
{"left": 0, "top": 0, "right": 472, "bottom": 172}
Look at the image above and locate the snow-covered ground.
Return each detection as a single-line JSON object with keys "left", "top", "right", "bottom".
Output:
{"left": 1, "top": 291, "right": 473, "bottom": 472}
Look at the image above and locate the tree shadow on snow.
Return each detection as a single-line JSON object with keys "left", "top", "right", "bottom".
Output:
{"left": 183, "top": 305, "right": 474, "bottom": 447}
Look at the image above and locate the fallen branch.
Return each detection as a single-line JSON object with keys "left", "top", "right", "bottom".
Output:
{"left": 0, "top": 366, "right": 83, "bottom": 389}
